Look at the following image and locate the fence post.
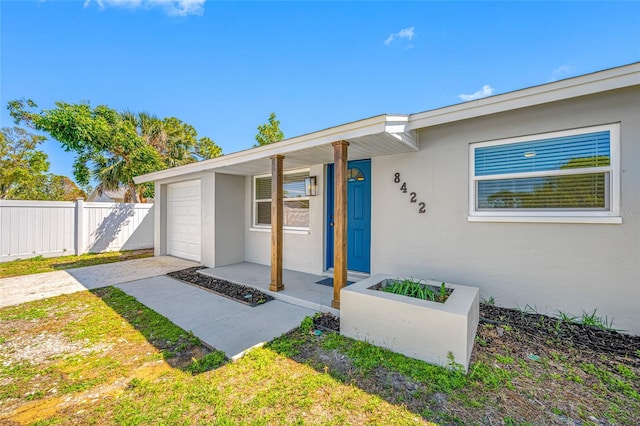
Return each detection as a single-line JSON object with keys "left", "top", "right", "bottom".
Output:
{"left": 75, "top": 198, "right": 85, "bottom": 256}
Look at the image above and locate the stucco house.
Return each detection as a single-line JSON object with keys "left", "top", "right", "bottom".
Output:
{"left": 135, "top": 63, "right": 640, "bottom": 334}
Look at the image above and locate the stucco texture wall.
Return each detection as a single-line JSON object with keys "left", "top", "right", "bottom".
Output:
{"left": 371, "top": 87, "right": 640, "bottom": 334}
{"left": 244, "top": 164, "right": 325, "bottom": 275}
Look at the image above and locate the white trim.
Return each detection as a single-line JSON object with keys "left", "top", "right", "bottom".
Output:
{"left": 252, "top": 168, "right": 311, "bottom": 229}
{"left": 468, "top": 216, "right": 622, "bottom": 224}
{"left": 249, "top": 227, "right": 311, "bottom": 235}
{"left": 409, "top": 63, "right": 640, "bottom": 130}
{"left": 468, "top": 123, "right": 621, "bottom": 223}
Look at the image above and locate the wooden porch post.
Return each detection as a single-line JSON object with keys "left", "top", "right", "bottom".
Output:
{"left": 270, "top": 154, "right": 284, "bottom": 291}
{"left": 332, "top": 141, "right": 349, "bottom": 309}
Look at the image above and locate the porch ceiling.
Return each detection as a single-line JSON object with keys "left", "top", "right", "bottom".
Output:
{"left": 213, "top": 131, "right": 418, "bottom": 176}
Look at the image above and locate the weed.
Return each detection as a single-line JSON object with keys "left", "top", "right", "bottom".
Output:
{"left": 186, "top": 350, "right": 227, "bottom": 374}
{"left": 300, "top": 316, "right": 314, "bottom": 333}
{"left": 579, "top": 309, "right": 617, "bottom": 331}
{"left": 469, "top": 362, "right": 514, "bottom": 389}
{"left": 482, "top": 296, "right": 496, "bottom": 305}
{"left": 558, "top": 310, "right": 578, "bottom": 323}
{"left": 495, "top": 355, "right": 514, "bottom": 365}
{"left": 616, "top": 364, "right": 636, "bottom": 380}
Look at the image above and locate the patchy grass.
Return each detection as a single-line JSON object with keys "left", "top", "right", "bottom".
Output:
{"left": 3, "top": 289, "right": 637, "bottom": 425}
{"left": 268, "top": 318, "right": 640, "bottom": 425}
{"left": 0, "top": 249, "right": 153, "bottom": 278}
{"left": 0, "top": 289, "right": 432, "bottom": 425}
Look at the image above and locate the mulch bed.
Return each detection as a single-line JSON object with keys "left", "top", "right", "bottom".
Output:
{"left": 310, "top": 305, "right": 640, "bottom": 359}
{"left": 313, "top": 312, "right": 340, "bottom": 332}
{"left": 167, "top": 267, "right": 274, "bottom": 307}
{"left": 479, "top": 304, "right": 640, "bottom": 359}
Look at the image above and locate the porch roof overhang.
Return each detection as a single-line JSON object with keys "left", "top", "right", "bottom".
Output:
{"left": 134, "top": 114, "right": 418, "bottom": 183}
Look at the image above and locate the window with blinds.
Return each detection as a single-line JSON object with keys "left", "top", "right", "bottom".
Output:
{"left": 254, "top": 170, "right": 310, "bottom": 228}
{"left": 469, "top": 124, "right": 620, "bottom": 221}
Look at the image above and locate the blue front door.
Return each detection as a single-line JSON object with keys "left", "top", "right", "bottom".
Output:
{"left": 326, "top": 159, "right": 371, "bottom": 273}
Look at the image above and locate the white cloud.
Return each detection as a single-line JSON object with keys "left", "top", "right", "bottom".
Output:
{"left": 384, "top": 27, "right": 415, "bottom": 46}
{"left": 84, "top": 0, "right": 206, "bottom": 16}
{"left": 550, "top": 64, "right": 576, "bottom": 81}
{"left": 457, "top": 85, "right": 495, "bottom": 102}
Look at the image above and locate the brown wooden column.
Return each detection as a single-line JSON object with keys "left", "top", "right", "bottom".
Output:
{"left": 332, "top": 141, "right": 349, "bottom": 308}
{"left": 270, "top": 154, "right": 284, "bottom": 291}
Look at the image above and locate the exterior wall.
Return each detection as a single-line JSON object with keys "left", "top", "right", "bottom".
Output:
{"left": 0, "top": 200, "right": 153, "bottom": 262}
{"left": 214, "top": 173, "right": 245, "bottom": 266}
{"left": 244, "top": 163, "right": 325, "bottom": 274}
{"left": 154, "top": 172, "right": 245, "bottom": 267}
{"left": 371, "top": 87, "right": 640, "bottom": 334}
{"left": 200, "top": 173, "right": 215, "bottom": 265}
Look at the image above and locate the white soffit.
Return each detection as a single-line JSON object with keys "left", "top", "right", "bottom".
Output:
{"left": 135, "top": 114, "right": 417, "bottom": 182}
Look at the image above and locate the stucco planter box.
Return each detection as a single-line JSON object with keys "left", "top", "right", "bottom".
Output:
{"left": 340, "top": 274, "right": 479, "bottom": 371}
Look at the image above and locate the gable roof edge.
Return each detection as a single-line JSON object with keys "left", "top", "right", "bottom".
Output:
{"left": 408, "top": 62, "right": 640, "bottom": 130}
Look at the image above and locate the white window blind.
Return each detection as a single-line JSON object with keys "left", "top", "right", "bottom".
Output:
{"left": 254, "top": 170, "right": 310, "bottom": 228}
{"left": 469, "top": 124, "right": 620, "bottom": 222}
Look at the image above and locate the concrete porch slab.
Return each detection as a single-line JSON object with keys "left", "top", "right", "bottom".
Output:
{"left": 199, "top": 262, "right": 340, "bottom": 316}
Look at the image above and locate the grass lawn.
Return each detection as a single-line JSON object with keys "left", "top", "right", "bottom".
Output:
{"left": 0, "top": 249, "right": 153, "bottom": 278}
{"left": 1, "top": 288, "right": 638, "bottom": 425}
{"left": 0, "top": 288, "right": 434, "bottom": 425}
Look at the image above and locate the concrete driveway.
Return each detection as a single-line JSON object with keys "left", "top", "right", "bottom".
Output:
{"left": 0, "top": 256, "right": 198, "bottom": 309}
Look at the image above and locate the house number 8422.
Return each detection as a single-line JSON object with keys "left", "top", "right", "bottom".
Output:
{"left": 393, "top": 173, "right": 426, "bottom": 214}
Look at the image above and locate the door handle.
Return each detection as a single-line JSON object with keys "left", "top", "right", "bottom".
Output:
{"left": 330, "top": 222, "right": 334, "bottom": 227}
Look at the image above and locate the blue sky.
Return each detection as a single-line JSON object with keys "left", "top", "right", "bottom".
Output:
{"left": 1, "top": 0, "right": 639, "bottom": 182}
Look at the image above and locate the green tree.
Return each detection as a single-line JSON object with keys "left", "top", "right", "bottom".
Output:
{"left": 8, "top": 173, "right": 87, "bottom": 201}
{"left": 9, "top": 99, "right": 222, "bottom": 202}
{"left": 0, "top": 127, "right": 49, "bottom": 199}
{"left": 254, "top": 112, "right": 284, "bottom": 147}
{"left": 45, "top": 175, "right": 87, "bottom": 201}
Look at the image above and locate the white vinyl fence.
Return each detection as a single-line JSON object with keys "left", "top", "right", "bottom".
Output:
{"left": 0, "top": 200, "right": 154, "bottom": 262}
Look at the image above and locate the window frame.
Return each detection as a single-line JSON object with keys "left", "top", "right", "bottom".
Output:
{"left": 253, "top": 168, "right": 311, "bottom": 230}
{"left": 468, "top": 123, "right": 621, "bottom": 224}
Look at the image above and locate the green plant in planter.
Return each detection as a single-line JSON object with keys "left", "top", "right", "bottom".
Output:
{"left": 382, "top": 278, "right": 452, "bottom": 303}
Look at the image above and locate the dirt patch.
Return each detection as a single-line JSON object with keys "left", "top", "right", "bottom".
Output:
{"left": 1, "top": 332, "right": 112, "bottom": 365}
{"left": 167, "top": 267, "right": 274, "bottom": 307}
{"left": 0, "top": 288, "right": 225, "bottom": 425}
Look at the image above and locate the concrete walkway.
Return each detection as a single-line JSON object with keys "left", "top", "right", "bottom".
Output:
{"left": 0, "top": 256, "right": 198, "bottom": 308}
{"left": 117, "top": 276, "right": 315, "bottom": 358}
{"left": 1, "top": 256, "right": 317, "bottom": 358}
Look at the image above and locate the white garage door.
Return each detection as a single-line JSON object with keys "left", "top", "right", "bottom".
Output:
{"left": 167, "top": 180, "right": 201, "bottom": 262}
